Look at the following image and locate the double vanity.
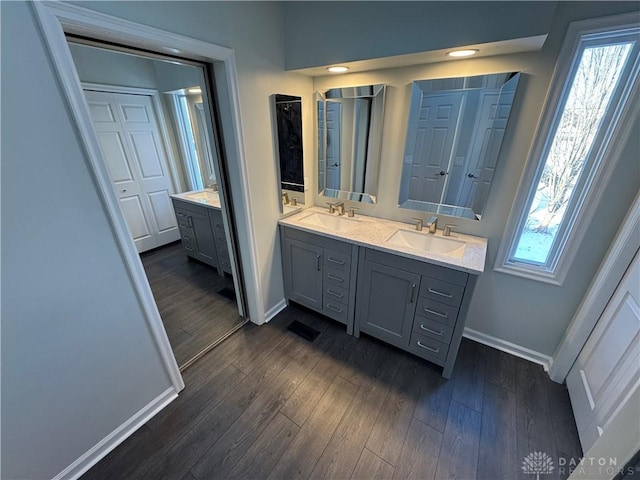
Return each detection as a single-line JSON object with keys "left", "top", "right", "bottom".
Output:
{"left": 279, "top": 207, "right": 487, "bottom": 378}
{"left": 170, "top": 189, "right": 232, "bottom": 276}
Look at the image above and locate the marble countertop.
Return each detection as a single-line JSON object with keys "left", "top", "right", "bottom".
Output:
{"left": 279, "top": 206, "right": 488, "bottom": 275}
{"left": 171, "top": 189, "right": 221, "bottom": 209}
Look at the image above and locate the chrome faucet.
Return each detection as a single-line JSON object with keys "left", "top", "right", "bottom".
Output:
{"left": 426, "top": 216, "right": 438, "bottom": 233}
{"left": 334, "top": 202, "right": 345, "bottom": 216}
{"left": 282, "top": 192, "right": 290, "bottom": 205}
{"left": 412, "top": 218, "right": 423, "bottom": 231}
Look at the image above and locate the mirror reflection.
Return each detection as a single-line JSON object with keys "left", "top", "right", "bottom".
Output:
{"left": 273, "top": 94, "right": 304, "bottom": 216}
{"left": 67, "top": 41, "right": 245, "bottom": 370}
{"left": 317, "top": 84, "right": 386, "bottom": 204}
{"left": 399, "top": 72, "right": 521, "bottom": 219}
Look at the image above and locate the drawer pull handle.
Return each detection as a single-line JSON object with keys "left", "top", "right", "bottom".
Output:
{"left": 417, "top": 341, "right": 440, "bottom": 354}
{"left": 327, "top": 274, "right": 344, "bottom": 282}
{"left": 185, "top": 246, "right": 194, "bottom": 251}
{"left": 428, "top": 288, "right": 453, "bottom": 299}
{"left": 327, "top": 257, "right": 345, "bottom": 265}
{"left": 176, "top": 212, "right": 186, "bottom": 217}
{"left": 424, "top": 307, "right": 448, "bottom": 319}
{"left": 327, "top": 289, "right": 344, "bottom": 299}
{"left": 183, "top": 236, "right": 191, "bottom": 240}
{"left": 317, "top": 254, "right": 322, "bottom": 271}
{"left": 410, "top": 283, "right": 417, "bottom": 303}
{"left": 187, "top": 215, "right": 193, "bottom": 228}
{"left": 419, "top": 324, "right": 443, "bottom": 336}
{"left": 326, "top": 304, "right": 343, "bottom": 313}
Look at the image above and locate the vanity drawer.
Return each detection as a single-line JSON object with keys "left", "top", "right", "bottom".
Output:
{"left": 408, "top": 331, "right": 449, "bottom": 366}
{"left": 181, "top": 236, "right": 196, "bottom": 252}
{"left": 413, "top": 316, "right": 454, "bottom": 344}
{"left": 176, "top": 211, "right": 191, "bottom": 228}
{"left": 215, "top": 232, "right": 228, "bottom": 252}
{"left": 419, "top": 277, "right": 464, "bottom": 307}
{"left": 324, "top": 283, "right": 349, "bottom": 304}
{"left": 324, "top": 265, "right": 350, "bottom": 289}
{"left": 323, "top": 297, "right": 348, "bottom": 325}
{"left": 324, "top": 249, "right": 351, "bottom": 273}
{"left": 415, "top": 297, "right": 459, "bottom": 327}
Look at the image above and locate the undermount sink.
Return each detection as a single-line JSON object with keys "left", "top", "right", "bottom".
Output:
{"left": 186, "top": 190, "right": 218, "bottom": 201}
{"left": 385, "top": 229, "right": 466, "bottom": 257}
{"left": 299, "top": 212, "right": 360, "bottom": 233}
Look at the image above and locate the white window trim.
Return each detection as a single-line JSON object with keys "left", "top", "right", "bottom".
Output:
{"left": 494, "top": 12, "right": 640, "bottom": 286}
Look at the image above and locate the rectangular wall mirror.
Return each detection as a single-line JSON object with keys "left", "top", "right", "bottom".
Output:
{"left": 317, "top": 84, "right": 386, "bottom": 204}
{"left": 273, "top": 94, "right": 304, "bottom": 216}
{"left": 399, "top": 72, "right": 521, "bottom": 219}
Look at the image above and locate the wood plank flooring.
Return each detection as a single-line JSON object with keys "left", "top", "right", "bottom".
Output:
{"left": 82, "top": 304, "right": 582, "bottom": 480}
{"left": 140, "top": 242, "right": 244, "bottom": 368}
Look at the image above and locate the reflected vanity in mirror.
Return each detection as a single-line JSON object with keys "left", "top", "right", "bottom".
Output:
{"left": 273, "top": 94, "right": 305, "bottom": 216}
{"left": 399, "top": 72, "right": 521, "bottom": 219}
{"left": 317, "top": 84, "right": 386, "bottom": 204}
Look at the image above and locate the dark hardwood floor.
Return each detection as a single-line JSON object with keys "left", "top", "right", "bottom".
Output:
{"left": 141, "top": 242, "right": 244, "bottom": 368}
{"left": 83, "top": 304, "right": 582, "bottom": 480}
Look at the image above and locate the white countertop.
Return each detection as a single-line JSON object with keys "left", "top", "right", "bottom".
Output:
{"left": 171, "top": 189, "right": 221, "bottom": 209}
{"left": 279, "top": 206, "right": 488, "bottom": 275}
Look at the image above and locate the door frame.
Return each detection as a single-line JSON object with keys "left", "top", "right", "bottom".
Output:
{"left": 32, "top": 2, "right": 263, "bottom": 393}
{"left": 550, "top": 192, "right": 640, "bottom": 382}
{"left": 81, "top": 82, "right": 184, "bottom": 194}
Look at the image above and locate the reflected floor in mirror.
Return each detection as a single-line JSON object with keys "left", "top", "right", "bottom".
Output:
{"left": 140, "top": 241, "right": 244, "bottom": 368}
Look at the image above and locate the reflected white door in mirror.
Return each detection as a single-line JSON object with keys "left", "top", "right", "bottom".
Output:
{"left": 399, "top": 72, "right": 521, "bottom": 220}
{"left": 317, "top": 84, "right": 386, "bottom": 204}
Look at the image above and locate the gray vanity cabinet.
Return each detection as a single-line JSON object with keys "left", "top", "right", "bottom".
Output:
{"left": 281, "top": 226, "right": 358, "bottom": 334}
{"left": 172, "top": 199, "right": 218, "bottom": 268}
{"left": 211, "top": 209, "right": 232, "bottom": 275}
{"left": 355, "top": 248, "right": 477, "bottom": 378}
{"left": 282, "top": 237, "right": 324, "bottom": 309}
{"left": 356, "top": 258, "right": 420, "bottom": 350}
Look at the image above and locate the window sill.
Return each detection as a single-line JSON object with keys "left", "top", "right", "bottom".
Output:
{"left": 493, "top": 263, "right": 564, "bottom": 286}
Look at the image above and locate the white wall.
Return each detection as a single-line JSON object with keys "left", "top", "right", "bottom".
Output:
{"left": 311, "top": 1, "right": 640, "bottom": 357}
{"left": 72, "top": 1, "right": 315, "bottom": 319}
{"left": 68, "top": 42, "right": 158, "bottom": 88}
{"left": 1, "top": 3, "right": 174, "bottom": 479}
{"left": 1, "top": 1, "right": 312, "bottom": 478}
{"left": 284, "top": 1, "right": 558, "bottom": 69}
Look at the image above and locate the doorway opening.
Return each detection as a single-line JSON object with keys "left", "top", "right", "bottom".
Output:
{"left": 66, "top": 37, "right": 248, "bottom": 370}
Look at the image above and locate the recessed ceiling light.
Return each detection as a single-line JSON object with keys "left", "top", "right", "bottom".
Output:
{"left": 447, "top": 49, "right": 479, "bottom": 58}
{"left": 187, "top": 87, "right": 202, "bottom": 94}
{"left": 327, "top": 66, "right": 349, "bottom": 73}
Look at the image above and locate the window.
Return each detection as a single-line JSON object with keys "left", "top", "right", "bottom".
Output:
{"left": 495, "top": 15, "right": 639, "bottom": 284}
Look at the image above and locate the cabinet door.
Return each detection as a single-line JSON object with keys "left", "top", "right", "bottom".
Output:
{"left": 283, "top": 238, "right": 323, "bottom": 309}
{"left": 357, "top": 260, "right": 420, "bottom": 349}
{"left": 189, "top": 210, "right": 218, "bottom": 266}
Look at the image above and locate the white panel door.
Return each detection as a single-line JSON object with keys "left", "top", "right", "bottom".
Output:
{"left": 326, "top": 101, "right": 342, "bottom": 190}
{"left": 567, "top": 249, "right": 640, "bottom": 452}
{"left": 85, "top": 90, "right": 179, "bottom": 252}
{"left": 458, "top": 89, "right": 514, "bottom": 211}
{"left": 409, "top": 92, "right": 463, "bottom": 203}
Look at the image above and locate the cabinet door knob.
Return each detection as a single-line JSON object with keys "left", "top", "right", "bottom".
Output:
{"left": 410, "top": 283, "right": 417, "bottom": 303}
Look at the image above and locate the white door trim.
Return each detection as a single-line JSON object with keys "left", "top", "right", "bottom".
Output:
{"left": 550, "top": 192, "right": 640, "bottom": 382}
{"left": 81, "top": 82, "right": 183, "bottom": 194}
{"left": 32, "top": 1, "right": 265, "bottom": 384}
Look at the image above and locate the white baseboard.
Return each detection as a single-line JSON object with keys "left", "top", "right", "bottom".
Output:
{"left": 463, "top": 327, "right": 554, "bottom": 374}
{"left": 53, "top": 387, "right": 178, "bottom": 480}
{"left": 263, "top": 299, "right": 288, "bottom": 324}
